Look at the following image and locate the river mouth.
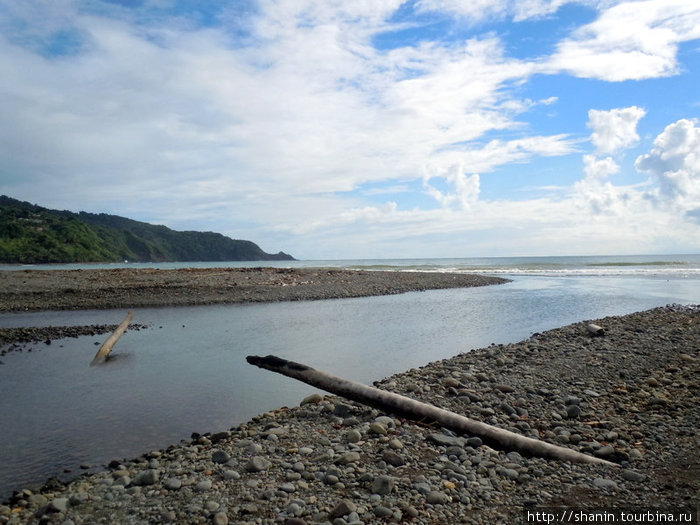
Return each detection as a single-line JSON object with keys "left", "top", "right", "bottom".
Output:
{"left": 1, "top": 274, "right": 698, "bottom": 501}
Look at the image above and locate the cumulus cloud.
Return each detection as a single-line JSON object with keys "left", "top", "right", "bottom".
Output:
{"left": 635, "top": 118, "right": 700, "bottom": 205}
{"left": 587, "top": 106, "right": 646, "bottom": 155}
{"left": 573, "top": 107, "right": 645, "bottom": 215}
{"left": 548, "top": 0, "right": 700, "bottom": 81}
{"left": 582, "top": 154, "right": 620, "bottom": 180}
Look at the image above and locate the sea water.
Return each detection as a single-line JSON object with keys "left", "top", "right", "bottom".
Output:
{"left": 0, "top": 255, "right": 698, "bottom": 500}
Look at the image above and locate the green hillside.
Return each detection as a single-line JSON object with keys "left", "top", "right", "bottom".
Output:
{"left": 0, "top": 196, "right": 295, "bottom": 264}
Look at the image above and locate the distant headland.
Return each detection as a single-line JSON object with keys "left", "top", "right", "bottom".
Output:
{"left": 0, "top": 195, "right": 295, "bottom": 264}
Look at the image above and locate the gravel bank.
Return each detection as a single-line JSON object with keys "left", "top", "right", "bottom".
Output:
{"left": 0, "top": 324, "right": 149, "bottom": 360}
{"left": 0, "top": 268, "right": 508, "bottom": 312}
{"left": 2, "top": 304, "right": 697, "bottom": 524}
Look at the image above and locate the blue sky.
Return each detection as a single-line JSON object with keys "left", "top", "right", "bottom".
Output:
{"left": 1, "top": 0, "right": 699, "bottom": 259}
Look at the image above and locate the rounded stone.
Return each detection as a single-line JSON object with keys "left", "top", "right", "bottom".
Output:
{"left": 426, "top": 491, "right": 448, "bottom": 504}
{"left": 336, "top": 451, "right": 361, "bottom": 465}
{"left": 212, "top": 512, "right": 229, "bottom": 525}
{"left": 48, "top": 498, "right": 70, "bottom": 513}
{"left": 330, "top": 499, "right": 357, "bottom": 519}
{"left": 196, "top": 479, "right": 213, "bottom": 491}
{"left": 371, "top": 474, "right": 395, "bottom": 495}
{"left": 132, "top": 469, "right": 159, "bottom": 486}
{"left": 300, "top": 393, "right": 323, "bottom": 405}
{"left": 164, "top": 478, "right": 182, "bottom": 490}
{"left": 594, "top": 445, "right": 615, "bottom": 458}
{"left": 369, "top": 422, "right": 388, "bottom": 435}
{"left": 245, "top": 456, "right": 272, "bottom": 472}
{"left": 566, "top": 405, "right": 581, "bottom": 419}
{"left": 592, "top": 477, "right": 618, "bottom": 490}
{"left": 467, "top": 437, "right": 483, "bottom": 448}
{"left": 373, "top": 505, "right": 393, "bottom": 518}
{"left": 344, "top": 429, "right": 362, "bottom": 443}
{"left": 382, "top": 449, "right": 405, "bottom": 467}
{"left": 212, "top": 450, "right": 230, "bottom": 464}
{"left": 622, "top": 469, "right": 647, "bottom": 482}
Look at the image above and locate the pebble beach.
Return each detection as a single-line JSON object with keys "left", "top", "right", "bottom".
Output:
{"left": 0, "top": 269, "right": 697, "bottom": 524}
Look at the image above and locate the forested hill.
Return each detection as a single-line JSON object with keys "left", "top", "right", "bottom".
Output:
{"left": 0, "top": 196, "right": 295, "bottom": 264}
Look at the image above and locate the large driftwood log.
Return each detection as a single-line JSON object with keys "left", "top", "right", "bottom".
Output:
{"left": 247, "top": 355, "right": 617, "bottom": 467}
{"left": 90, "top": 310, "right": 134, "bottom": 366}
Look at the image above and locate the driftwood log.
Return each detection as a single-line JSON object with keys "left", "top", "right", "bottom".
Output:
{"left": 90, "top": 310, "right": 134, "bottom": 366}
{"left": 247, "top": 355, "right": 617, "bottom": 467}
{"left": 586, "top": 323, "right": 605, "bottom": 336}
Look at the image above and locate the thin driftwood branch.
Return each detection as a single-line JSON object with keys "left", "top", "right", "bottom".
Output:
{"left": 247, "top": 354, "right": 617, "bottom": 467}
{"left": 90, "top": 310, "right": 134, "bottom": 366}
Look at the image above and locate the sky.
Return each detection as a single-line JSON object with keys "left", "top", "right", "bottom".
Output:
{"left": 1, "top": 0, "right": 699, "bottom": 259}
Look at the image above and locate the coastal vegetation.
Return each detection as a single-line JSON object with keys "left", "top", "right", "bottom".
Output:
{"left": 0, "top": 196, "right": 294, "bottom": 264}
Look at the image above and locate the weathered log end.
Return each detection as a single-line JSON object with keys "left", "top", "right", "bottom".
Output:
{"left": 246, "top": 355, "right": 312, "bottom": 372}
{"left": 586, "top": 323, "right": 605, "bottom": 337}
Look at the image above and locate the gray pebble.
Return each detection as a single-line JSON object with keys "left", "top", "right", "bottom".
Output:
{"left": 196, "top": 479, "right": 213, "bottom": 491}
{"left": 373, "top": 505, "right": 393, "bottom": 518}
{"left": 594, "top": 445, "right": 615, "bottom": 458}
{"left": 381, "top": 449, "right": 405, "bottom": 467}
{"left": 566, "top": 405, "right": 581, "bottom": 419}
{"left": 336, "top": 451, "right": 360, "bottom": 465}
{"left": 223, "top": 470, "right": 241, "bottom": 480}
{"left": 467, "top": 437, "right": 483, "bottom": 448}
{"left": 369, "top": 422, "right": 388, "bottom": 435}
{"left": 49, "top": 498, "right": 70, "bottom": 513}
{"left": 330, "top": 499, "right": 356, "bottom": 519}
{"left": 622, "top": 469, "right": 647, "bottom": 482}
{"left": 163, "top": 478, "right": 182, "bottom": 490}
{"left": 592, "top": 478, "right": 618, "bottom": 490}
{"left": 428, "top": 433, "right": 458, "bottom": 447}
{"left": 132, "top": 469, "right": 159, "bottom": 486}
{"left": 212, "top": 450, "right": 230, "bottom": 464}
{"left": 426, "top": 490, "right": 448, "bottom": 504}
{"left": 344, "top": 429, "right": 362, "bottom": 443}
{"left": 371, "top": 474, "right": 394, "bottom": 495}
{"left": 245, "top": 456, "right": 272, "bottom": 472}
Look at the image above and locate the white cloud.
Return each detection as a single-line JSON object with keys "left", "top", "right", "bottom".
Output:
{"left": 572, "top": 106, "right": 645, "bottom": 215}
{"left": 587, "top": 106, "right": 646, "bottom": 155}
{"left": 582, "top": 154, "right": 620, "bottom": 180}
{"left": 423, "top": 165, "right": 480, "bottom": 209}
{"left": 416, "top": 0, "right": 509, "bottom": 22}
{"left": 547, "top": 0, "right": 700, "bottom": 81}
{"left": 635, "top": 118, "right": 700, "bottom": 207}
{"left": 415, "top": 0, "right": 596, "bottom": 23}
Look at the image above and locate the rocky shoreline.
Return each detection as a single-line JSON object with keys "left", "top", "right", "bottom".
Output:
{"left": 1, "top": 304, "right": 697, "bottom": 525}
{"left": 0, "top": 268, "right": 508, "bottom": 312}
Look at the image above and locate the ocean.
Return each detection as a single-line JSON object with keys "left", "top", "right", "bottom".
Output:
{"left": 0, "top": 254, "right": 698, "bottom": 499}
{"left": 3, "top": 253, "right": 700, "bottom": 277}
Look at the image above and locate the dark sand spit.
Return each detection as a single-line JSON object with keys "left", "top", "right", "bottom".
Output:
{"left": 0, "top": 267, "right": 508, "bottom": 312}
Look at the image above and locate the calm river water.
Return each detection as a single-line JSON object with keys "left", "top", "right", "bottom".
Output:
{"left": 0, "top": 266, "right": 698, "bottom": 500}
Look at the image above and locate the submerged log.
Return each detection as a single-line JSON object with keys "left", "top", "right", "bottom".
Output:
{"left": 247, "top": 354, "right": 617, "bottom": 467}
{"left": 90, "top": 310, "right": 134, "bottom": 366}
